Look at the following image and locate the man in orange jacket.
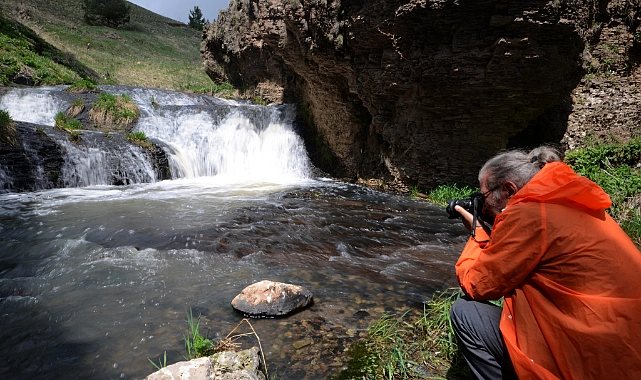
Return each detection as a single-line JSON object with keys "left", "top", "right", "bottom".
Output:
{"left": 450, "top": 146, "right": 641, "bottom": 379}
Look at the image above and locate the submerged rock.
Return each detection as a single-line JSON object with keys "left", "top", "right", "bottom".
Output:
{"left": 231, "top": 280, "right": 313, "bottom": 317}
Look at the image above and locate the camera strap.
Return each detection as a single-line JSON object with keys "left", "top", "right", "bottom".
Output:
{"left": 470, "top": 196, "right": 490, "bottom": 242}
{"left": 471, "top": 196, "right": 481, "bottom": 238}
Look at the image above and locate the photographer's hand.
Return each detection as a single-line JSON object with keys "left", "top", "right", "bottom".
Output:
{"left": 455, "top": 205, "right": 491, "bottom": 240}
{"left": 454, "top": 205, "right": 474, "bottom": 232}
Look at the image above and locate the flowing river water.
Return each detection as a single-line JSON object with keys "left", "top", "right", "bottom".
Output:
{"left": 0, "top": 86, "right": 467, "bottom": 379}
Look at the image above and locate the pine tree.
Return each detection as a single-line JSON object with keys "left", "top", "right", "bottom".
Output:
{"left": 83, "top": 0, "right": 131, "bottom": 28}
{"left": 188, "top": 6, "right": 205, "bottom": 30}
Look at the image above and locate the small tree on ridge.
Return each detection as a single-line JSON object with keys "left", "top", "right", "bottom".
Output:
{"left": 188, "top": 6, "right": 205, "bottom": 30}
{"left": 83, "top": 0, "right": 131, "bottom": 28}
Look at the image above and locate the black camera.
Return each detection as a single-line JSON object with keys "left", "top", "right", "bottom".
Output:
{"left": 445, "top": 192, "right": 494, "bottom": 235}
{"left": 446, "top": 192, "right": 484, "bottom": 219}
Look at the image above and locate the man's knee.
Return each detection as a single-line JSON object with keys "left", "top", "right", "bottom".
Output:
{"left": 450, "top": 297, "right": 468, "bottom": 333}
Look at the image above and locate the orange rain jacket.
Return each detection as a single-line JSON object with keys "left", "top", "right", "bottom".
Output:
{"left": 455, "top": 162, "right": 641, "bottom": 379}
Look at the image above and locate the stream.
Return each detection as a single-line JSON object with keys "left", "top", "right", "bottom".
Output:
{"left": 0, "top": 86, "right": 467, "bottom": 379}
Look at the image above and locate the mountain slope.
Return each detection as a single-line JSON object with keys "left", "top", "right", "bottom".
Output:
{"left": 0, "top": 0, "right": 214, "bottom": 91}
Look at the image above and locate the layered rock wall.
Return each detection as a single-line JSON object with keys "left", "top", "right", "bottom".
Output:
{"left": 202, "top": 0, "right": 629, "bottom": 189}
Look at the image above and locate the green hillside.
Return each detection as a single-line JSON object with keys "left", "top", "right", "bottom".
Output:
{"left": 0, "top": 0, "right": 218, "bottom": 91}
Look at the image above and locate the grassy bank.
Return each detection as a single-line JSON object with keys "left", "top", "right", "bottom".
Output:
{"left": 0, "top": 0, "right": 216, "bottom": 91}
{"left": 330, "top": 291, "right": 470, "bottom": 380}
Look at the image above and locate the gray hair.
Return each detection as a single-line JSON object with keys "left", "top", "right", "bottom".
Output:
{"left": 479, "top": 146, "right": 562, "bottom": 192}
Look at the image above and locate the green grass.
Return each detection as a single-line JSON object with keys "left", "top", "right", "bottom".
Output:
{"left": 90, "top": 93, "right": 140, "bottom": 127}
{"left": 179, "top": 82, "right": 238, "bottom": 97}
{"left": 564, "top": 138, "right": 641, "bottom": 243}
{"left": 0, "top": 13, "right": 91, "bottom": 85}
{"left": 0, "top": 109, "right": 11, "bottom": 127}
{"left": 65, "top": 79, "right": 98, "bottom": 93}
{"left": 427, "top": 184, "right": 477, "bottom": 206}
{"left": 148, "top": 351, "right": 167, "bottom": 371}
{"left": 54, "top": 111, "right": 82, "bottom": 130}
{"left": 183, "top": 308, "right": 215, "bottom": 360}
{"left": 0, "top": 0, "right": 220, "bottom": 92}
{"left": 331, "top": 290, "right": 471, "bottom": 380}
{"left": 127, "top": 130, "right": 153, "bottom": 150}
{"left": 0, "top": 109, "right": 18, "bottom": 146}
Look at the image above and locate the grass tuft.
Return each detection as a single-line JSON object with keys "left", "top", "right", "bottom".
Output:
{"left": 126, "top": 130, "right": 153, "bottom": 150}
{"left": 66, "top": 98, "right": 86, "bottom": 118}
{"left": 183, "top": 308, "right": 215, "bottom": 360}
{"left": 148, "top": 351, "right": 167, "bottom": 371}
{"left": 149, "top": 308, "right": 269, "bottom": 378}
{"left": 331, "top": 290, "right": 471, "bottom": 380}
{"left": 427, "top": 184, "right": 477, "bottom": 206}
{"left": 0, "top": 109, "right": 18, "bottom": 146}
{"left": 90, "top": 93, "right": 140, "bottom": 128}
{"left": 54, "top": 111, "right": 82, "bottom": 131}
{"left": 65, "top": 79, "right": 99, "bottom": 93}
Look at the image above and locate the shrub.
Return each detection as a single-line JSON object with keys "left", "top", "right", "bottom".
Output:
{"left": 83, "top": 0, "right": 131, "bottom": 28}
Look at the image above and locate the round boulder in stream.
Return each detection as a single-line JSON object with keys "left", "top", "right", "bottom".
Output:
{"left": 232, "top": 280, "right": 313, "bottom": 317}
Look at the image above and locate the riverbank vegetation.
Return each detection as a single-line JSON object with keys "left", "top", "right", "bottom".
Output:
{"left": 565, "top": 138, "right": 641, "bottom": 243}
{"left": 331, "top": 291, "right": 470, "bottom": 380}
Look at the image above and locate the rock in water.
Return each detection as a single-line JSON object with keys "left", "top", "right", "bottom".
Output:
{"left": 231, "top": 280, "right": 313, "bottom": 317}
{"left": 145, "top": 347, "right": 265, "bottom": 380}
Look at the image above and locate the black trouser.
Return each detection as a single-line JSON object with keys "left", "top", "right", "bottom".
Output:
{"left": 450, "top": 296, "right": 518, "bottom": 380}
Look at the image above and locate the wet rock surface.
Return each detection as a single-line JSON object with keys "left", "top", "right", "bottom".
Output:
{"left": 0, "top": 121, "right": 171, "bottom": 191}
{"left": 232, "top": 280, "right": 313, "bottom": 317}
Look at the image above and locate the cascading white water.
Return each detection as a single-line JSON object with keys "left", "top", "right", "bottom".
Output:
{"left": 0, "top": 87, "right": 69, "bottom": 126}
{"left": 113, "top": 86, "right": 312, "bottom": 183}
{"left": 58, "top": 136, "right": 157, "bottom": 187}
{"left": 0, "top": 87, "right": 157, "bottom": 187}
{"left": 0, "top": 85, "right": 311, "bottom": 189}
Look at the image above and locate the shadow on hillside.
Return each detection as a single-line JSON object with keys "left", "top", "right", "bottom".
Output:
{"left": 0, "top": 13, "right": 99, "bottom": 83}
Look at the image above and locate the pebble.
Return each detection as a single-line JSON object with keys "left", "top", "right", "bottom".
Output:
{"left": 293, "top": 338, "right": 313, "bottom": 349}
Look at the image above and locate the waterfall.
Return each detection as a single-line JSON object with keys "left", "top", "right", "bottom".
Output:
{"left": 0, "top": 86, "right": 312, "bottom": 190}
{"left": 110, "top": 86, "right": 312, "bottom": 183}
{"left": 0, "top": 87, "right": 69, "bottom": 126}
{"left": 57, "top": 132, "right": 157, "bottom": 187}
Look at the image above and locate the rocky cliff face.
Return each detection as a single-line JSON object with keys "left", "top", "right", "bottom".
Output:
{"left": 202, "top": 0, "right": 640, "bottom": 190}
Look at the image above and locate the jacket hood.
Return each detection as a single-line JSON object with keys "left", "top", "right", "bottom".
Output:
{"left": 508, "top": 162, "right": 611, "bottom": 210}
